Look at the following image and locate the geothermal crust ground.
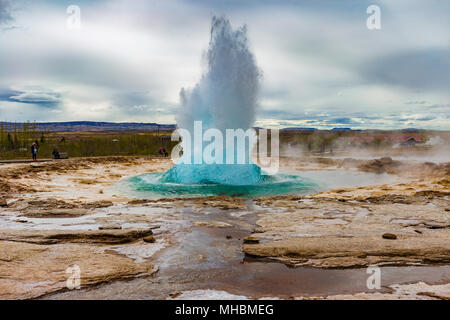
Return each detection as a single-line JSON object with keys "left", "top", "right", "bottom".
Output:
{"left": 0, "top": 154, "right": 449, "bottom": 300}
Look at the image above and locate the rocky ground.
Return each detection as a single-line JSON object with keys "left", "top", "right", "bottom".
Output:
{"left": 0, "top": 155, "right": 449, "bottom": 299}
{"left": 246, "top": 178, "right": 450, "bottom": 268}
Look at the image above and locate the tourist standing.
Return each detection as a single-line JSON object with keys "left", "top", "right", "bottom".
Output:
{"left": 31, "top": 142, "right": 38, "bottom": 161}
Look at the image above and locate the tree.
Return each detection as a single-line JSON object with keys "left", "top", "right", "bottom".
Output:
{"left": 7, "top": 133, "right": 13, "bottom": 149}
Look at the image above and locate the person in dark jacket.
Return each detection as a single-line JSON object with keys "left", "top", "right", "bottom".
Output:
{"left": 31, "top": 143, "right": 38, "bottom": 161}
{"left": 52, "top": 148, "right": 60, "bottom": 159}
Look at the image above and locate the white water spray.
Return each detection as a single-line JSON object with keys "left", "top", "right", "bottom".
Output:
{"left": 176, "top": 15, "right": 261, "bottom": 134}
{"left": 164, "top": 16, "right": 265, "bottom": 185}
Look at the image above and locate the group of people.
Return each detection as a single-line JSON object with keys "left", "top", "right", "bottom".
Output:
{"left": 159, "top": 146, "right": 169, "bottom": 157}
{"left": 30, "top": 142, "right": 61, "bottom": 161}
{"left": 31, "top": 143, "right": 168, "bottom": 160}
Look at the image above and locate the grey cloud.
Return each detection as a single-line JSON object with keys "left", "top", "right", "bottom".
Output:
{"left": 6, "top": 90, "right": 61, "bottom": 108}
{"left": 113, "top": 91, "right": 154, "bottom": 109}
{"left": 38, "top": 54, "right": 150, "bottom": 89}
{"left": 258, "top": 109, "right": 300, "bottom": 120}
{"left": 258, "top": 107, "right": 447, "bottom": 129}
{"left": 0, "top": 0, "right": 448, "bottom": 129}
{"left": 0, "top": 88, "right": 18, "bottom": 101}
{"left": 362, "top": 49, "right": 450, "bottom": 92}
{"left": 324, "top": 117, "right": 359, "bottom": 125}
{"left": 405, "top": 100, "right": 428, "bottom": 105}
{"left": 190, "top": 0, "right": 375, "bottom": 14}
{"left": 259, "top": 109, "right": 362, "bottom": 125}
{"left": 10, "top": 92, "right": 59, "bottom": 103}
{"left": 426, "top": 104, "right": 450, "bottom": 109}
{"left": 0, "top": 0, "right": 12, "bottom": 24}
{"left": 113, "top": 91, "right": 177, "bottom": 116}
{"left": 415, "top": 116, "right": 436, "bottom": 121}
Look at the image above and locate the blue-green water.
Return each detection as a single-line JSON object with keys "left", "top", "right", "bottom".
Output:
{"left": 122, "top": 171, "right": 318, "bottom": 198}
{"left": 162, "top": 163, "right": 266, "bottom": 185}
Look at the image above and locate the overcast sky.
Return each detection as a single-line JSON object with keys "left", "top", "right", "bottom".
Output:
{"left": 0, "top": 0, "right": 449, "bottom": 129}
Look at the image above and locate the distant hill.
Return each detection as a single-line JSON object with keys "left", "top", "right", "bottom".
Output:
{"left": 280, "top": 127, "right": 317, "bottom": 132}
{"left": 0, "top": 121, "right": 176, "bottom": 132}
{"left": 0, "top": 121, "right": 436, "bottom": 133}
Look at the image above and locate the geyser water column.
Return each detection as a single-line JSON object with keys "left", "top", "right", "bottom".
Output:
{"left": 163, "top": 16, "right": 264, "bottom": 185}
{"left": 123, "top": 16, "right": 318, "bottom": 198}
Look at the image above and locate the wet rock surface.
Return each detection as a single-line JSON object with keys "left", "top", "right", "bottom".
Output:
{"left": 244, "top": 192, "right": 450, "bottom": 268}
{"left": 0, "top": 158, "right": 173, "bottom": 299}
{"left": 0, "top": 241, "right": 156, "bottom": 299}
{"left": 0, "top": 228, "right": 153, "bottom": 244}
{"left": 244, "top": 236, "right": 450, "bottom": 268}
{"left": 297, "top": 282, "right": 450, "bottom": 300}
{"left": 21, "top": 208, "right": 90, "bottom": 218}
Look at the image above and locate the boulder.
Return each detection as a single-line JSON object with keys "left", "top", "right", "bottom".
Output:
{"left": 143, "top": 235, "right": 156, "bottom": 243}
{"left": 382, "top": 233, "right": 397, "bottom": 240}
{"left": 98, "top": 223, "right": 122, "bottom": 230}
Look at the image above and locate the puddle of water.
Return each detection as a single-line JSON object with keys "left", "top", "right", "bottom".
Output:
{"left": 103, "top": 241, "right": 167, "bottom": 263}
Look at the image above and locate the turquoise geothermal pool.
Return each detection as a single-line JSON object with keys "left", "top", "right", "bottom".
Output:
{"left": 122, "top": 171, "right": 318, "bottom": 198}
{"left": 117, "top": 168, "right": 399, "bottom": 199}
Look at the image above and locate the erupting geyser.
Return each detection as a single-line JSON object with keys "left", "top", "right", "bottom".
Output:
{"left": 126, "top": 16, "right": 317, "bottom": 197}
{"left": 163, "top": 16, "right": 264, "bottom": 185}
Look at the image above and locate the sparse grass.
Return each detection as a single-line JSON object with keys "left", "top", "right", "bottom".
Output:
{"left": 0, "top": 123, "right": 176, "bottom": 160}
